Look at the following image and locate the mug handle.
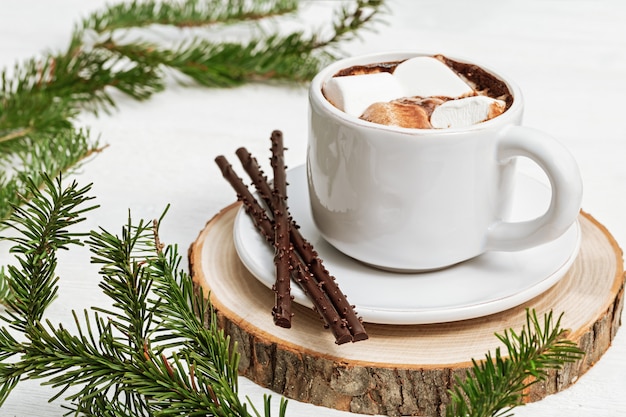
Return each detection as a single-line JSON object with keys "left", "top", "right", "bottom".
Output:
{"left": 485, "top": 125, "right": 583, "bottom": 251}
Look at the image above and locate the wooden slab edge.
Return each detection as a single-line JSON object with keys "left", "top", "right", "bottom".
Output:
{"left": 189, "top": 206, "right": 625, "bottom": 417}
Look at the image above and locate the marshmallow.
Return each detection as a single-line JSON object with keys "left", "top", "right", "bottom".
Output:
{"left": 430, "top": 96, "right": 506, "bottom": 129}
{"left": 360, "top": 101, "right": 432, "bottom": 129}
{"left": 323, "top": 72, "right": 404, "bottom": 117}
{"left": 393, "top": 57, "right": 474, "bottom": 98}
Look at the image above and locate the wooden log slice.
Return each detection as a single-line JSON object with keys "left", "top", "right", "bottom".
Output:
{"left": 189, "top": 204, "right": 624, "bottom": 417}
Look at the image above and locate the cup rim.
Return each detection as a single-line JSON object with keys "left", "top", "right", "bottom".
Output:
{"left": 309, "top": 51, "right": 523, "bottom": 135}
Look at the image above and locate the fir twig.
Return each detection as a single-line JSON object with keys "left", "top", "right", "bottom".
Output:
{"left": 0, "top": 174, "right": 584, "bottom": 416}
{"left": 0, "top": 174, "right": 97, "bottom": 406}
{"left": 446, "top": 309, "right": 584, "bottom": 417}
{"left": 0, "top": 175, "right": 288, "bottom": 416}
{"left": 0, "top": 175, "right": 97, "bottom": 331}
{"left": 0, "top": 0, "right": 387, "bottom": 224}
{"left": 83, "top": 0, "right": 301, "bottom": 32}
{"left": 0, "top": 127, "right": 99, "bottom": 224}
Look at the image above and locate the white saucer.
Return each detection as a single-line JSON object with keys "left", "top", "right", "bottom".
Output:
{"left": 233, "top": 165, "right": 581, "bottom": 325}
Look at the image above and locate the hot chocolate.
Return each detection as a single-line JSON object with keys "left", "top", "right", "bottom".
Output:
{"left": 322, "top": 54, "right": 512, "bottom": 129}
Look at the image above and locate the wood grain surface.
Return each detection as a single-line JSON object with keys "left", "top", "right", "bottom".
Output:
{"left": 190, "top": 204, "right": 624, "bottom": 417}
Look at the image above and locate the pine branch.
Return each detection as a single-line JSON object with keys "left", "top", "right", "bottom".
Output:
{"left": 83, "top": 0, "right": 300, "bottom": 33}
{"left": 0, "top": 173, "right": 585, "bottom": 416}
{"left": 0, "top": 175, "right": 97, "bottom": 330}
{"left": 0, "top": 175, "right": 287, "bottom": 416}
{"left": 446, "top": 309, "right": 584, "bottom": 417}
{"left": 99, "top": 35, "right": 324, "bottom": 87}
{"left": 0, "top": 0, "right": 387, "bottom": 226}
{"left": 0, "top": 128, "right": 99, "bottom": 224}
{"left": 88, "top": 213, "right": 160, "bottom": 349}
{"left": 312, "top": 0, "right": 387, "bottom": 50}
{"left": 0, "top": 175, "right": 97, "bottom": 406}
{"left": 96, "top": 0, "right": 387, "bottom": 87}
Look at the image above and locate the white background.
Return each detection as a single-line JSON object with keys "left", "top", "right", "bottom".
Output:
{"left": 0, "top": 1, "right": 625, "bottom": 416}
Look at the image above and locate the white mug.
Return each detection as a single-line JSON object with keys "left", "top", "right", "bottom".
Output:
{"left": 307, "top": 51, "right": 583, "bottom": 271}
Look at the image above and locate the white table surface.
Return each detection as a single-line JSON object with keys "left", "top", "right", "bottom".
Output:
{"left": 1, "top": 1, "right": 625, "bottom": 416}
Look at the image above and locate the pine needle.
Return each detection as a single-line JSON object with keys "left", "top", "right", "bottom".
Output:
{"left": 446, "top": 309, "right": 584, "bottom": 417}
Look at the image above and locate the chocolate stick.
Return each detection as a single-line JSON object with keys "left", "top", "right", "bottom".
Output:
{"left": 214, "top": 155, "right": 352, "bottom": 344}
{"left": 290, "top": 232, "right": 368, "bottom": 341}
{"left": 293, "top": 263, "right": 352, "bottom": 345}
{"left": 235, "top": 145, "right": 368, "bottom": 341}
{"left": 215, "top": 155, "right": 273, "bottom": 238}
{"left": 270, "top": 131, "right": 293, "bottom": 328}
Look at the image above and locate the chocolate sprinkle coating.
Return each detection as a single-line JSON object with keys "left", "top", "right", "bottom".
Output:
{"left": 236, "top": 144, "right": 368, "bottom": 342}
{"left": 270, "top": 130, "right": 293, "bottom": 328}
{"left": 216, "top": 152, "right": 356, "bottom": 344}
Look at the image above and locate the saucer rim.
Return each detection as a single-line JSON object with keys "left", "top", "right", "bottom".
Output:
{"left": 232, "top": 165, "right": 581, "bottom": 325}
